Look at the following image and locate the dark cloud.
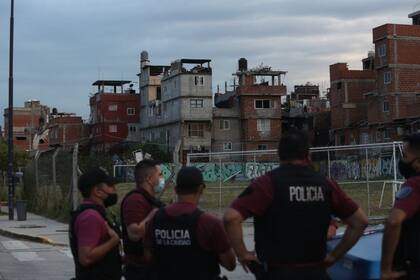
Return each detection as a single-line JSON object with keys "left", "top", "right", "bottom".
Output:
{"left": 0, "top": 0, "right": 416, "bottom": 125}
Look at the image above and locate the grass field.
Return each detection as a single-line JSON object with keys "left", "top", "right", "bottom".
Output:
{"left": 112, "top": 180, "right": 395, "bottom": 222}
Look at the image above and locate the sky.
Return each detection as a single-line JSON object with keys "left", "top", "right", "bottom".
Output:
{"left": 0, "top": 0, "right": 418, "bottom": 124}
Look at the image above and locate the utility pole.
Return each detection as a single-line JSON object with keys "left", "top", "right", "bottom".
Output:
{"left": 7, "top": 0, "right": 15, "bottom": 220}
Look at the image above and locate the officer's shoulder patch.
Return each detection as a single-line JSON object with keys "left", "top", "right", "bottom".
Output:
{"left": 396, "top": 185, "right": 414, "bottom": 200}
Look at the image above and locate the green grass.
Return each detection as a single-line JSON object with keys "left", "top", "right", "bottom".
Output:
{"left": 114, "top": 180, "right": 392, "bottom": 220}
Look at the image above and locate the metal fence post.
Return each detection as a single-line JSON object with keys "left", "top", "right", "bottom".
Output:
{"left": 219, "top": 157, "right": 222, "bottom": 216}
{"left": 365, "top": 148, "right": 371, "bottom": 216}
{"left": 72, "top": 144, "right": 79, "bottom": 211}
{"left": 327, "top": 151, "right": 331, "bottom": 178}
{"left": 392, "top": 142, "right": 398, "bottom": 204}
{"left": 52, "top": 148, "right": 60, "bottom": 188}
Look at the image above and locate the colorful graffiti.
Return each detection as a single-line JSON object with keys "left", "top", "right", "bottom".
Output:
{"left": 245, "top": 162, "right": 279, "bottom": 179}
{"left": 114, "top": 156, "right": 398, "bottom": 183}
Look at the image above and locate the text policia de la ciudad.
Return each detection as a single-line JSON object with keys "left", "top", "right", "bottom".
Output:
{"left": 155, "top": 229, "right": 192, "bottom": 246}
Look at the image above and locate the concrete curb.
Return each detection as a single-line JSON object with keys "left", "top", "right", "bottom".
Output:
{"left": 0, "top": 228, "right": 68, "bottom": 247}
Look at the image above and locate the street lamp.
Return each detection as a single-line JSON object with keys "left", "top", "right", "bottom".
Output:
{"left": 7, "top": 0, "right": 15, "bottom": 220}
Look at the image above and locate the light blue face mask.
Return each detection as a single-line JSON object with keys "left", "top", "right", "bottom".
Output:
{"left": 154, "top": 177, "right": 165, "bottom": 193}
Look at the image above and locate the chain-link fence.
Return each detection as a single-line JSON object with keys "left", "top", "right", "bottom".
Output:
{"left": 23, "top": 146, "right": 78, "bottom": 221}
{"left": 185, "top": 142, "right": 404, "bottom": 220}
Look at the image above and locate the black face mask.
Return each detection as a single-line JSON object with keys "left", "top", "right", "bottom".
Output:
{"left": 398, "top": 159, "right": 418, "bottom": 179}
{"left": 103, "top": 193, "right": 118, "bottom": 208}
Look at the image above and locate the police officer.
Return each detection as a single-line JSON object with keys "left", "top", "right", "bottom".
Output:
{"left": 381, "top": 133, "right": 420, "bottom": 280}
{"left": 120, "top": 159, "right": 165, "bottom": 280}
{"left": 144, "top": 166, "right": 236, "bottom": 280}
{"left": 69, "top": 168, "right": 122, "bottom": 280}
{"left": 223, "top": 130, "right": 368, "bottom": 280}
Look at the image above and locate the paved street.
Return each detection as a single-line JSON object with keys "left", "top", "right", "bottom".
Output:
{"left": 0, "top": 235, "right": 74, "bottom": 280}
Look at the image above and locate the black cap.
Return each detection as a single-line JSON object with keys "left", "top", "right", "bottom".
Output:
{"left": 78, "top": 168, "right": 116, "bottom": 198}
{"left": 176, "top": 166, "right": 204, "bottom": 194}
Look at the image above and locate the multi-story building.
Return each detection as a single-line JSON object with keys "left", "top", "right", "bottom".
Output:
{"left": 212, "top": 90, "right": 242, "bottom": 152}
{"left": 211, "top": 58, "right": 287, "bottom": 153}
{"left": 3, "top": 100, "right": 50, "bottom": 151}
{"left": 291, "top": 84, "right": 320, "bottom": 101}
{"left": 365, "top": 11, "right": 420, "bottom": 141}
{"left": 48, "top": 111, "right": 89, "bottom": 150}
{"left": 329, "top": 59, "right": 376, "bottom": 145}
{"left": 89, "top": 80, "right": 140, "bottom": 152}
{"left": 235, "top": 58, "right": 287, "bottom": 151}
{"left": 138, "top": 51, "right": 213, "bottom": 162}
{"left": 282, "top": 84, "right": 331, "bottom": 147}
{"left": 330, "top": 11, "right": 420, "bottom": 144}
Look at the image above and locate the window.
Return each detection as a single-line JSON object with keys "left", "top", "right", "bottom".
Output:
{"left": 109, "top": 125, "right": 117, "bottom": 133}
{"left": 337, "top": 82, "right": 342, "bottom": 90}
{"left": 16, "top": 136, "right": 27, "bottom": 141}
{"left": 384, "top": 71, "right": 392, "bottom": 84}
{"left": 255, "top": 99, "right": 272, "bottom": 109}
{"left": 258, "top": 144, "right": 268, "bottom": 150}
{"left": 108, "top": 104, "right": 118, "bottom": 111}
{"left": 378, "top": 44, "right": 387, "bottom": 57}
{"left": 223, "top": 142, "right": 232, "bottom": 151}
{"left": 360, "top": 133, "right": 369, "bottom": 144}
{"left": 339, "top": 135, "right": 345, "bottom": 145}
{"left": 129, "top": 126, "right": 137, "bottom": 132}
{"left": 163, "top": 102, "right": 168, "bottom": 118}
{"left": 148, "top": 107, "right": 154, "bottom": 117}
{"left": 188, "top": 123, "right": 204, "bottom": 137}
{"left": 383, "top": 101, "right": 390, "bottom": 112}
{"left": 127, "top": 107, "right": 136, "bottom": 115}
{"left": 219, "top": 120, "right": 230, "bottom": 130}
{"left": 257, "top": 119, "right": 271, "bottom": 132}
{"left": 383, "top": 129, "right": 391, "bottom": 140}
{"left": 190, "top": 99, "right": 204, "bottom": 108}
{"left": 194, "top": 76, "right": 205, "bottom": 86}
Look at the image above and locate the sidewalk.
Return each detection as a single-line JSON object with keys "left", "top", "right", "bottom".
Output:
{"left": 0, "top": 207, "right": 69, "bottom": 246}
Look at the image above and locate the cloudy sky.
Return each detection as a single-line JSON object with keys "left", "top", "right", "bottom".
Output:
{"left": 0, "top": 0, "right": 418, "bottom": 124}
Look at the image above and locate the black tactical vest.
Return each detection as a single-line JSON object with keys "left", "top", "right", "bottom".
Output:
{"left": 394, "top": 175, "right": 420, "bottom": 270}
{"left": 120, "top": 188, "right": 164, "bottom": 258}
{"left": 151, "top": 208, "right": 220, "bottom": 280}
{"left": 254, "top": 165, "right": 332, "bottom": 264}
{"left": 69, "top": 203, "right": 122, "bottom": 280}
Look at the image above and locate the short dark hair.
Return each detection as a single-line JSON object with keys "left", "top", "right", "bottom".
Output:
{"left": 278, "top": 129, "right": 310, "bottom": 161}
{"left": 403, "top": 133, "right": 420, "bottom": 156}
{"left": 176, "top": 167, "right": 204, "bottom": 195}
{"left": 134, "top": 159, "right": 160, "bottom": 185}
{"left": 78, "top": 168, "right": 116, "bottom": 198}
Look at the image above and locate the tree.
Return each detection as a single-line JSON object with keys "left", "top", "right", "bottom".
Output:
{"left": 0, "top": 139, "right": 29, "bottom": 172}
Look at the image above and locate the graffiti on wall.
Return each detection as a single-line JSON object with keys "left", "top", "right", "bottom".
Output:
{"left": 114, "top": 156, "right": 397, "bottom": 183}
{"left": 245, "top": 162, "right": 279, "bottom": 179}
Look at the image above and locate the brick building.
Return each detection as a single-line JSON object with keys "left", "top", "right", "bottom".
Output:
{"left": 330, "top": 11, "right": 420, "bottom": 145}
{"left": 365, "top": 11, "right": 420, "bottom": 141}
{"left": 3, "top": 100, "right": 50, "bottom": 151}
{"left": 291, "top": 84, "right": 320, "bottom": 101}
{"left": 283, "top": 84, "right": 331, "bottom": 147}
{"left": 329, "top": 61, "right": 376, "bottom": 145}
{"left": 89, "top": 80, "right": 140, "bottom": 152}
{"left": 48, "top": 111, "right": 89, "bottom": 150}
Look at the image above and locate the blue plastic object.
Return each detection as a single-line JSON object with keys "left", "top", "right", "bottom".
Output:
{"left": 327, "top": 226, "right": 383, "bottom": 280}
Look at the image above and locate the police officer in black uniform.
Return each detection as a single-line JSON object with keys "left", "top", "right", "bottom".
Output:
{"left": 144, "top": 166, "right": 236, "bottom": 280}
{"left": 69, "top": 168, "right": 122, "bottom": 280}
{"left": 381, "top": 133, "right": 420, "bottom": 280}
{"left": 224, "top": 130, "right": 368, "bottom": 280}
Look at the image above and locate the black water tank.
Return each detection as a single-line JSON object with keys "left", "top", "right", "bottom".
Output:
{"left": 238, "top": 58, "right": 248, "bottom": 71}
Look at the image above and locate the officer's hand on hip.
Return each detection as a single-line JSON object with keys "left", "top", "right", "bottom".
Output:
{"left": 237, "top": 251, "right": 257, "bottom": 273}
{"left": 106, "top": 225, "right": 120, "bottom": 247}
{"left": 322, "top": 254, "right": 337, "bottom": 268}
{"left": 380, "top": 270, "right": 406, "bottom": 280}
